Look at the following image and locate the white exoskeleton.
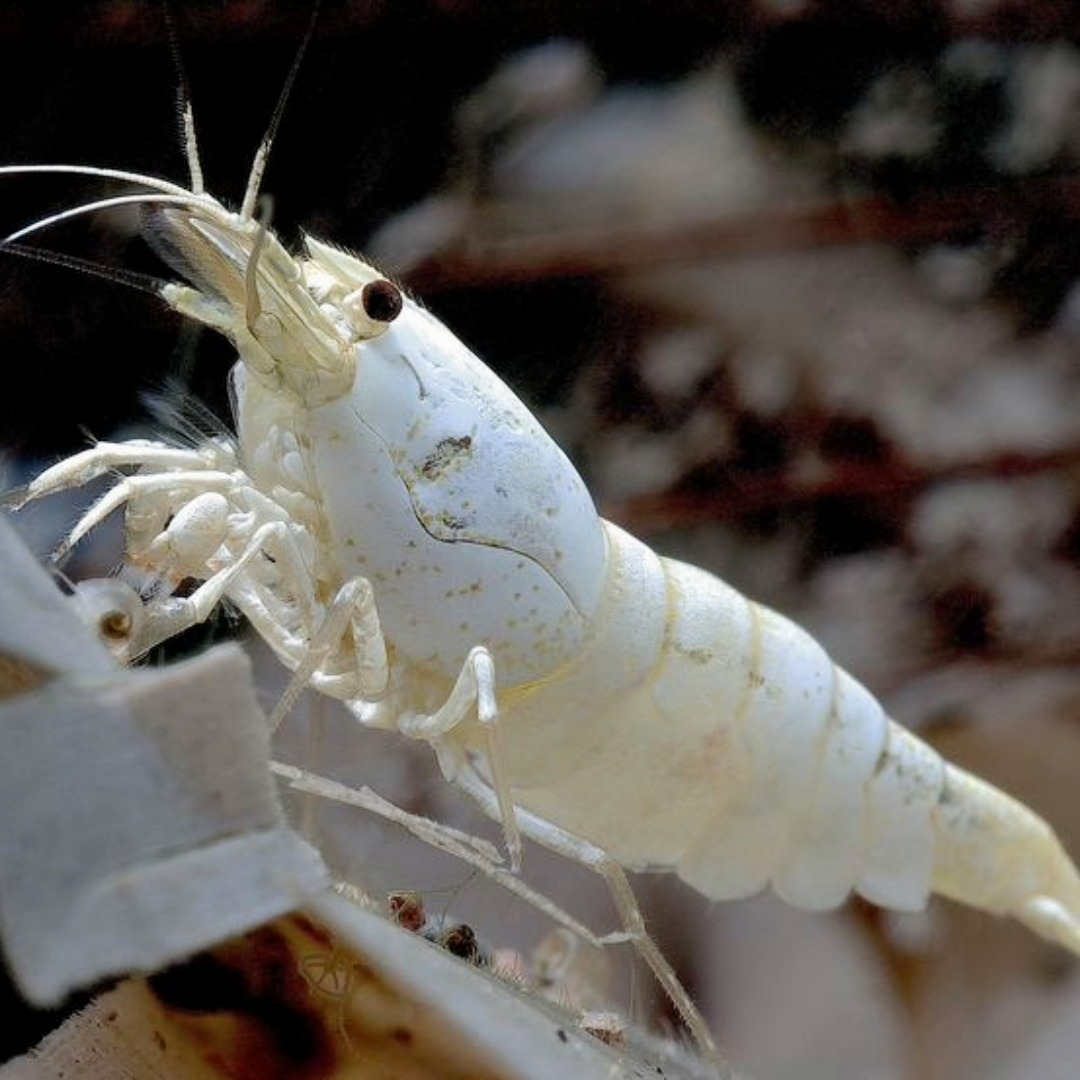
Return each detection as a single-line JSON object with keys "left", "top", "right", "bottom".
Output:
{"left": 6, "top": 92, "right": 1080, "bottom": 1067}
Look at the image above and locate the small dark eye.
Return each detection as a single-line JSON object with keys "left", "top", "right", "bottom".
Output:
{"left": 361, "top": 279, "right": 403, "bottom": 323}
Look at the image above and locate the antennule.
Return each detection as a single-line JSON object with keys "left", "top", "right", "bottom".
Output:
{"left": 163, "top": 2, "right": 205, "bottom": 195}
{"left": 2, "top": 192, "right": 204, "bottom": 247}
{"left": 0, "top": 241, "right": 165, "bottom": 298}
{"left": 240, "top": 0, "right": 322, "bottom": 221}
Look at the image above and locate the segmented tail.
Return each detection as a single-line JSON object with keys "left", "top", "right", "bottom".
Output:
{"left": 932, "top": 763, "right": 1080, "bottom": 953}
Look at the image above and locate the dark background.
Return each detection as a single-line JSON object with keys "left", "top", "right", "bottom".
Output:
{"left": 6, "top": 4, "right": 1080, "bottom": 1077}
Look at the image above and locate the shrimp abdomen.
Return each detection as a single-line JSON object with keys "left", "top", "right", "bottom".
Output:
{"left": 503, "top": 522, "right": 1080, "bottom": 952}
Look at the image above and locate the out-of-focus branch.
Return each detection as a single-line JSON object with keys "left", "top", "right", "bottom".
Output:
{"left": 406, "top": 177, "right": 1080, "bottom": 291}
{"left": 605, "top": 443, "right": 1080, "bottom": 533}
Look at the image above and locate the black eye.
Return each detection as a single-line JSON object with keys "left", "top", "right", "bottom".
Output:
{"left": 361, "top": 279, "right": 403, "bottom": 323}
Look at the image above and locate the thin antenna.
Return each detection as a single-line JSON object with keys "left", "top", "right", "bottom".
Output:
{"left": 1, "top": 242, "right": 165, "bottom": 298}
{"left": 240, "top": 1, "right": 322, "bottom": 221}
{"left": 3, "top": 191, "right": 203, "bottom": 247}
{"left": 0, "top": 188, "right": 205, "bottom": 298}
{"left": 162, "top": 1, "right": 205, "bottom": 195}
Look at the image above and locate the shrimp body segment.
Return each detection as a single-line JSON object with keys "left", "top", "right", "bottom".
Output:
{"left": 9, "top": 172, "right": 1080, "bottom": 970}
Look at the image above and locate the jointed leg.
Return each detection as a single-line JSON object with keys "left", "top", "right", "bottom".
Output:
{"left": 130, "top": 519, "right": 312, "bottom": 654}
{"left": 8, "top": 440, "right": 230, "bottom": 508}
{"left": 397, "top": 647, "right": 521, "bottom": 872}
{"left": 271, "top": 761, "right": 617, "bottom": 947}
{"left": 432, "top": 742, "right": 725, "bottom": 1068}
{"left": 268, "top": 575, "right": 389, "bottom": 734}
{"left": 56, "top": 469, "right": 238, "bottom": 558}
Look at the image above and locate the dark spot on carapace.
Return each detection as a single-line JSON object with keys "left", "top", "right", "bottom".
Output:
{"left": 361, "top": 279, "right": 403, "bottom": 323}
{"left": 556, "top": 1028, "right": 569, "bottom": 1043}
{"left": 438, "top": 511, "right": 469, "bottom": 532}
{"left": 420, "top": 435, "right": 473, "bottom": 480}
{"left": 680, "top": 646, "right": 713, "bottom": 665}
{"left": 390, "top": 1026, "right": 415, "bottom": 1046}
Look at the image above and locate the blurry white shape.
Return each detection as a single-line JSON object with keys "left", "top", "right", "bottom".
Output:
{"left": 942, "top": 39, "right": 1008, "bottom": 86}
{"left": 0, "top": 515, "right": 327, "bottom": 1005}
{"left": 457, "top": 40, "right": 601, "bottom": 138}
{"left": 917, "top": 242, "right": 1008, "bottom": 305}
{"left": 639, "top": 327, "right": 721, "bottom": 402}
{"left": 369, "top": 41, "right": 600, "bottom": 272}
{"left": 910, "top": 476, "right": 1074, "bottom": 558}
{"left": 0, "top": 514, "right": 117, "bottom": 683}
{"left": 731, "top": 342, "right": 800, "bottom": 418}
{"left": 842, "top": 68, "right": 940, "bottom": 162}
{"left": 992, "top": 43, "right": 1080, "bottom": 174}
{"left": 366, "top": 193, "right": 472, "bottom": 273}
{"left": 590, "top": 429, "right": 685, "bottom": 501}
{"left": 491, "top": 63, "right": 815, "bottom": 226}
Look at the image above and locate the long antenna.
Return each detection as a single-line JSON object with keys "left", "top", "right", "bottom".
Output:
{"left": 2, "top": 190, "right": 206, "bottom": 247}
{"left": 162, "top": 1, "right": 205, "bottom": 195}
{"left": 1, "top": 241, "right": 165, "bottom": 298}
{"left": 240, "top": 1, "right": 322, "bottom": 221}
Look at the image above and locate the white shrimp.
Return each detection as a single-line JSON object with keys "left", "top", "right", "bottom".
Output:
{"left": 6, "top": 72, "right": 1080, "bottom": 1068}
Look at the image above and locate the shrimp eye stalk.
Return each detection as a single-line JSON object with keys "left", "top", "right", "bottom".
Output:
{"left": 361, "top": 279, "right": 403, "bottom": 324}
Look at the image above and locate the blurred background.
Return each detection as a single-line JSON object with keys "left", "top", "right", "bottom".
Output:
{"left": 5, "top": 2, "right": 1080, "bottom": 1077}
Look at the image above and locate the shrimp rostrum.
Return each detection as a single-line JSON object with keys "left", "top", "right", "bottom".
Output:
{"left": 6, "top": 140, "right": 1080, "bottom": 1057}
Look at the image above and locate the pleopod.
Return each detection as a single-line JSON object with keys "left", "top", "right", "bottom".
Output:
{"left": 6, "top": 52, "right": 1080, "bottom": 1069}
